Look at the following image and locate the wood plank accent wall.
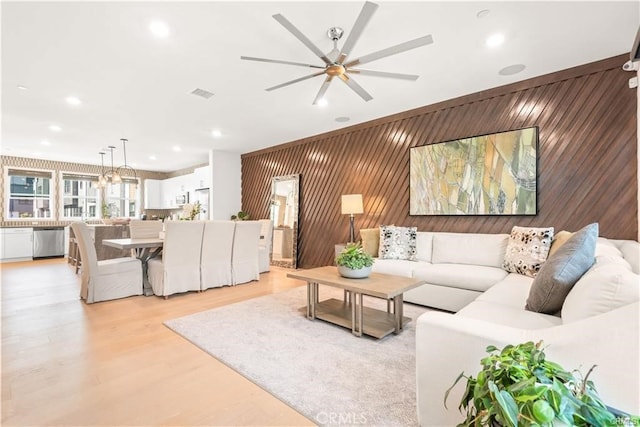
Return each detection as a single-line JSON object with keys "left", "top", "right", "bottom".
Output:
{"left": 242, "top": 55, "right": 638, "bottom": 269}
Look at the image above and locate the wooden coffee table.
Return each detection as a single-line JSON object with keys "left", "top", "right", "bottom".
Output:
{"left": 287, "top": 266, "right": 425, "bottom": 339}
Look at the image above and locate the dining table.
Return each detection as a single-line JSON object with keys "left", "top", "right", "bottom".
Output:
{"left": 102, "top": 237, "right": 163, "bottom": 296}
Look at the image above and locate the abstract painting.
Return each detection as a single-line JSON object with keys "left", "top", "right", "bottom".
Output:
{"left": 410, "top": 127, "right": 538, "bottom": 215}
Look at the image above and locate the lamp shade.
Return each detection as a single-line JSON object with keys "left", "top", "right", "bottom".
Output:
{"left": 341, "top": 194, "right": 364, "bottom": 215}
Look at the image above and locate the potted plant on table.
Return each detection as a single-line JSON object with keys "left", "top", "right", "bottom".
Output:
{"left": 444, "top": 341, "right": 630, "bottom": 427}
{"left": 336, "top": 242, "right": 374, "bottom": 279}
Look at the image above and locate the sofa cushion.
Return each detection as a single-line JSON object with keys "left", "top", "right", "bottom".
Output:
{"left": 431, "top": 233, "right": 509, "bottom": 268}
{"left": 371, "top": 259, "right": 415, "bottom": 278}
{"left": 475, "top": 273, "right": 534, "bottom": 309}
{"left": 379, "top": 225, "right": 417, "bottom": 261}
{"left": 502, "top": 226, "right": 554, "bottom": 277}
{"left": 525, "top": 223, "right": 597, "bottom": 314}
{"left": 615, "top": 240, "right": 640, "bottom": 274}
{"left": 549, "top": 230, "right": 574, "bottom": 257}
{"left": 360, "top": 228, "right": 379, "bottom": 257}
{"left": 562, "top": 264, "right": 639, "bottom": 323}
{"left": 457, "top": 300, "right": 562, "bottom": 329}
{"left": 415, "top": 232, "right": 433, "bottom": 262}
{"left": 412, "top": 263, "right": 508, "bottom": 292}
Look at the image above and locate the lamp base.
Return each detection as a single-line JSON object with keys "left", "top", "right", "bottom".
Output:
{"left": 349, "top": 214, "right": 356, "bottom": 243}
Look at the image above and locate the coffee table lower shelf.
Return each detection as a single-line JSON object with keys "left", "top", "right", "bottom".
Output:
{"left": 299, "top": 298, "right": 411, "bottom": 339}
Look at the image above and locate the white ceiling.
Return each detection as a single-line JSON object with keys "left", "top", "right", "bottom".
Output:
{"left": 1, "top": 1, "right": 638, "bottom": 173}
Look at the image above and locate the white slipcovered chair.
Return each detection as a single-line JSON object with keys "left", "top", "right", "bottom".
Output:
{"left": 147, "top": 221, "right": 204, "bottom": 298}
{"left": 201, "top": 220, "right": 235, "bottom": 290}
{"left": 258, "top": 219, "right": 273, "bottom": 273}
{"left": 71, "top": 222, "right": 143, "bottom": 303}
{"left": 232, "top": 221, "right": 262, "bottom": 285}
{"left": 128, "top": 219, "right": 163, "bottom": 256}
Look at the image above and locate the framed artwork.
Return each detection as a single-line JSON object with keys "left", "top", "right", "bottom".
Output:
{"left": 410, "top": 127, "right": 538, "bottom": 215}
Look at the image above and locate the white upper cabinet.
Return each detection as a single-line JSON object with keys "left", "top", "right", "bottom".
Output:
{"left": 144, "top": 179, "right": 163, "bottom": 209}
{"left": 194, "top": 166, "right": 210, "bottom": 189}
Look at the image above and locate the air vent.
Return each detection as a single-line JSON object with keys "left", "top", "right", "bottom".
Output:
{"left": 190, "top": 88, "right": 214, "bottom": 99}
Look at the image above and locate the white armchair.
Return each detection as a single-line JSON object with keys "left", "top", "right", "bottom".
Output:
{"left": 201, "top": 220, "right": 235, "bottom": 290}
{"left": 258, "top": 219, "right": 273, "bottom": 273}
{"left": 71, "top": 222, "right": 142, "bottom": 303}
{"left": 232, "top": 221, "right": 261, "bottom": 285}
{"left": 148, "top": 221, "right": 204, "bottom": 298}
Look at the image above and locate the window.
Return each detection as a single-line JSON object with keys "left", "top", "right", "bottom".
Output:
{"left": 105, "top": 179, "right": 139, "bottom": 218}
{"left": 62, "top": 173, "right": 99, "bottom": 219}
{"left": 7, "top": 169, "right": 53, "bottom": 219}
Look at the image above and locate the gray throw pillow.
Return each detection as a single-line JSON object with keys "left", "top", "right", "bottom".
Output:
{"left": 525, "top": 223, "right": 598, "bottom": 314}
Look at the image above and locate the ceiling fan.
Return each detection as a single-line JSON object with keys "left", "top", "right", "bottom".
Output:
{"left": 241, "top": 1, "right": 433, "bottom": 105}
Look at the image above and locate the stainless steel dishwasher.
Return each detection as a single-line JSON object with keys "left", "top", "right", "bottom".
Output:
{"left": 33, "top": 227, "right": 65, "bottom": 259}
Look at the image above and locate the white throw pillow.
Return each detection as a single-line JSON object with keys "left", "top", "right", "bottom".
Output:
{"left": 379, "top": 225, "right": 417, "bottom": 261}
{"left": 502, "top": 226, "right": 554, "bottom": 277}
{"left": 562, "top": 264, "right": 639, "bottom": 323}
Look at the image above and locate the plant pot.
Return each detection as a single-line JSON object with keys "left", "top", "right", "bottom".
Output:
{"left": 338, "top": 265, "right": 372, "bottom": 279}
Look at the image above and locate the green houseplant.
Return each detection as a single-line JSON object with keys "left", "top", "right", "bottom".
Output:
{"left": 230, "top": 211, "right": 250, "bottom": 221}
{"left": 335, "top": 242, "right": 374, "bottom": 279}
{"left": 444, "top": 341, "right": 626, "bottom": 427}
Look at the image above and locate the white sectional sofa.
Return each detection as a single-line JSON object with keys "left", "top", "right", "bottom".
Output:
{"left": 370, "top": 230, "right": 640, "bottom": 424}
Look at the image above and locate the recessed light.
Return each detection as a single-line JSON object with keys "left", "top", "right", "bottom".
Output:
{"left": 149, "top": 20, "right": 170, "bottom": 38}
{"left": 486, "top": 33, "right": 505, "bottom": 48}
{"left": 49, "top": 125, "right": 62, "bottom": 132}
{"left": 317, "top": 98, "right": 328, "bottom": 107}
{"left": 172, "top": 146, "right": 181, "bottom": 152}
{"left": 41, "top": 140, "right": 51, "bottom": 146}
{"left": 211, "top": 130, "right": 222, "bottom": 138}
{"left": 17, "top": 85, "right": 28, "bottom": 90}
{"left": 477, "top": 9, "right": 490, "bottom": 19}
{"left": 499, "top": 64, "right": 526, "bottom": 76}
{"left": 335, "top": 116, "right": 350, "bottom": 123}
{"left": 149, "top": 155, "right": 157, "bottom": 160}
{"left": 66, "top": 96, "right": 81, "bottom": 105}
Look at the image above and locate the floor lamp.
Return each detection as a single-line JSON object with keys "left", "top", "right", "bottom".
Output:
{"left": 341, "top": 194, "right": 364, "bottom": 243}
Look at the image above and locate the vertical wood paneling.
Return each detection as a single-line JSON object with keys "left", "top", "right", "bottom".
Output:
{"left": 242, "top": 55, "right": 638, "bottom": 268}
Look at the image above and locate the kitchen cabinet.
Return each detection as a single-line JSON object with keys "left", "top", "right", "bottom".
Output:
{"left": 194, "top": 166, "right": 210, "bottom": 189}
{"left": 144, "top": 179, "right": 164, "bottom": 209}
{"left": 1, "top": 228, "right": 34, "bottom": 262}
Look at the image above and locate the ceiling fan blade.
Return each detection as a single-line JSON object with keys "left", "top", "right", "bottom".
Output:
{"left": 266, "top": 70, "right": 326, "bottom": 92}
{"left": 312, "top": 76, "right": 334, "bottom": 105}
{"left": 241, "top": 56, "right": 325, "bottom": 69}
{"left": 273, "top": 14, "right": 332, "bottom": 65}
{"left": 336, "top": 1, "right": 379, "bottom": 65}
{"left": 345, "top": 34, "right": 433, "bottom": 68}
{"left": 346, "top": 69, "right": 419, "bottom": 80}
{"left": 338, "top": 74, "right": 373, "bottom": 102}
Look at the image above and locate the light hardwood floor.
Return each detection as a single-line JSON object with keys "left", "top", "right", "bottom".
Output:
{"left": 1, "top": 258, "right": 315, "bottom": 426}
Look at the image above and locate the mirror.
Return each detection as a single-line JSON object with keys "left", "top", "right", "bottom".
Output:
{"left": 270, "top": 174, "right": 299, "bottom": 269}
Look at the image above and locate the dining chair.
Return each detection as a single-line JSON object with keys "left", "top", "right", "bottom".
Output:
{"left": 147, "top": 221, "right": 204, "bottom": 298}
{"left": 231, "top": 221, "right": 262, "bottom": 285}
{"left": 258, "top": 219, "right": 273, "bottom": 273}
{"left": 71, "top": 222, "right": 143, "bottom": 303}
{"left": 200, "top": 220, "right": 235, "bottom": 290}
{"left": 128, "top": 219, "right": 163, "bottom": 257}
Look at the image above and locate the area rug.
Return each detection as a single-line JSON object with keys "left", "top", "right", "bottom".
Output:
{"left": 164, "top": 286, "right": 430, "bottom": 426}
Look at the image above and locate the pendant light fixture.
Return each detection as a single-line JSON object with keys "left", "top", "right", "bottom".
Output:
{"left": 103, "top": 145, "right": 119, "bottom": 185}
{"left": 115, "top": 138, "right": 137, "bottom": 180}
{"left": 94, "top": 151, "right": 108, "bottom": 189}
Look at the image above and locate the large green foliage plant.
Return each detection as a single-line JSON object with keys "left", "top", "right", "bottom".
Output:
{"left": 444, "top": 341, "right": 629, "bottom": 427}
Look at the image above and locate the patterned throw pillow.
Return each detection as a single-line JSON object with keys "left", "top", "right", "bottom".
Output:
{"left": 379, "top": 225, "right": 417, "bottom": 261}
{"left": 502, "top": 226, "right": 554, "bottom": 277}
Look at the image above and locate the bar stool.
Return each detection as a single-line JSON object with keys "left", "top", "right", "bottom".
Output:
{"left": 68, "top": 237, "right": 82, "bottom": 274}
